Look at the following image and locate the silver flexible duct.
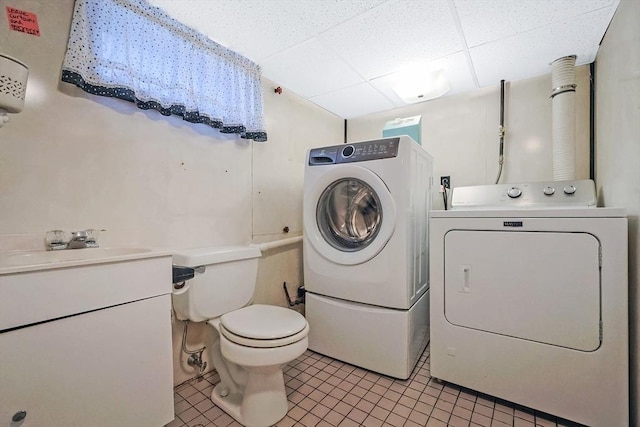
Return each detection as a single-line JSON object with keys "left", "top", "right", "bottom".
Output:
{"left": 551, "top": 55, "right": 577, "bottom": 180}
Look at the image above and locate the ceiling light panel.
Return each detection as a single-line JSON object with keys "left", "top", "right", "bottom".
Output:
{"left": 261, "top": 38, "right": 365, "bottom": 98}
{"left": 391, "top": 68, "right": 450, "bottom": 103}
{"left": 310, "top": 82, "right": 395, "bottom": 119}
{"left": 454, "top": 0, "right": 618, "bottom": 48}
{"left": 322, "top": 0, "right": 462, "bottom": 80}
{"left": 469, "top": 8, "right": 615, "bottom": 87}
{"left": 371, "top": 52, "right": 476, "bottom": 106}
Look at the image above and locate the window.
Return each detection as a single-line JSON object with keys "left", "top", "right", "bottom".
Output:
{"left": 62, "top": 0, "right": 267, "bottom": 142}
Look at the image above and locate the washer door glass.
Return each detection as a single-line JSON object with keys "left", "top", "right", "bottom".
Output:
{"left": 317, "top": 178, "right": 382, "bottom": 252}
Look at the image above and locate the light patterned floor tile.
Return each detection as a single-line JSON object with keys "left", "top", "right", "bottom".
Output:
{"left": 166, "top": 346, "right": 582, "bottom": 427}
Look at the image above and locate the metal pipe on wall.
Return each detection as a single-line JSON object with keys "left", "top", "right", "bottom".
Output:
{"left": 344, "top": 119, "right": 348, "bottom": 143}
{"left": 495, "top": 79, "right": 506, "bottom": 184}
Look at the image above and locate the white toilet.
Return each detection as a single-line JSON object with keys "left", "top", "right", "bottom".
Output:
{"left": 172, "top": 246, "right": 309, "bottom": 427}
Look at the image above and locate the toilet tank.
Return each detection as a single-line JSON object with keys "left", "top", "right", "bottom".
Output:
{"left": 172, "top": 246, "right": 261, "bottom": 322}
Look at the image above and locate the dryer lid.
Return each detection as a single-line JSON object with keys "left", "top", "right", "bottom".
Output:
{"left": 220, "top": 304, "right": 307, "bottom": 340}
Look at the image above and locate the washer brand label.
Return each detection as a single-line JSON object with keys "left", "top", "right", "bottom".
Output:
{"left": 503, "top": 221, "right": 523, "bottom": 227}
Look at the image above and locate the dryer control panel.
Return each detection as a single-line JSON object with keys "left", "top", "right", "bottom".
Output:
{"left": 451, "top": 179, "right": 597, "bottom": 209}
{"left": 308, "top": 137, "right": 400, "bottom": 165}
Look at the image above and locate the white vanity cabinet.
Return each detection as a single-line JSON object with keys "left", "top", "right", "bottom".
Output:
{"left": 0, "top": 252, "right": 174, "bottom": 427}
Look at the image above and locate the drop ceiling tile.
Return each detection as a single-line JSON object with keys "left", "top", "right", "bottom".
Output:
{"left": 151, "top": 0, "right": 620, "bottom": 119}
{"left": 470, "top": 8, "right": 614, "bottom": 87}
{"left": 310, "top": 83, "right": 395, "bottom": 119}
{"left": 261, "top": 38, "right": 365, "bottom": 98}
{"left": 322, "top": 0, "right": 462, "bottom": 80}
{"left": 454, "top": 0, "right": 618, "bottom": 48}
{"left": 287, "top": 0, "right": 387, "bottom": 35}
{"left": 149, "top": 0, "right": 311, "bottom": 61}
{"left": 370, "top": 52, "right": 477, "bottom": 107}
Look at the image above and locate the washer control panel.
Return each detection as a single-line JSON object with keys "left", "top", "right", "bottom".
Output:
{"left": 308, "top": 137, "right": 400, "bottom": 165}
{"left": 451, "top": 180, "right": 597, "bottom": 209}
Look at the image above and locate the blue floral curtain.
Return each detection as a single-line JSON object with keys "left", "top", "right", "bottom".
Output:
{"left": 62, "top": 0, "right": 267, "bottom": 142}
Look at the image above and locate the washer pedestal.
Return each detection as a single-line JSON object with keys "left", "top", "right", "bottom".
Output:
{"left": 307, "top": 291, "right": 429, "bottom": 379}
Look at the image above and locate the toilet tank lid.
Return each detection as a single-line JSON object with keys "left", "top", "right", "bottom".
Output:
{"left": 172, "top": 246, "right": 261, "bottom": 267}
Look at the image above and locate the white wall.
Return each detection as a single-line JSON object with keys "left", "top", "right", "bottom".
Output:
{"left": 595, "top": 0, "right": 640, "bottom": 424}
{"left": 4, "top": 1, "right": 632, "bottom": 410}
{"left": 347, "top": 68, "right": 591, "bottom": 207}
{"left": 0, "top": 0, "right": 343, "bottom": 385}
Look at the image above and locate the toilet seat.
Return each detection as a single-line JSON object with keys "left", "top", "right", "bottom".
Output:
{"left": 220, "top": 305, "right": 309, "bottom": 348}
{"left": 220, "top": 323, "right": 309, "bottom": 348}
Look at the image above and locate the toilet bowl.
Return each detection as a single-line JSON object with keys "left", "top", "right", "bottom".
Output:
{"left": 172, "top": 246, "right": 309, "bottom": 427}
{"left": 209, "top": 305, "right": 309, "bottom": 426}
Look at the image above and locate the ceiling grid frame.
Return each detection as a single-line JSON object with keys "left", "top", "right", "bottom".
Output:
{"left": 149, "top": 0, "right": 620, "bottom": 119}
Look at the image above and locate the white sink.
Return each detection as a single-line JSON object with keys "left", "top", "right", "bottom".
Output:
{"left": 0, "top": 247, "right": 156, "bottom": 274}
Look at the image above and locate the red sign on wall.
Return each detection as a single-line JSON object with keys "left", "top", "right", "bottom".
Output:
{"left": 6, "top": 6, "right": 40, "bottom": 36}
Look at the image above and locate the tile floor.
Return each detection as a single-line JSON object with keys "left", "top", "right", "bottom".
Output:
{"left": 166, "top": 346, "right": 583, "bottom": 427}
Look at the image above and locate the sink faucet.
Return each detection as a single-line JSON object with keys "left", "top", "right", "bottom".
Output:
{"left": 68, "top": 230, "right": 89, "bottom": 249}
{"left": 46, "top": 229, "right": 99, "bottom": 250}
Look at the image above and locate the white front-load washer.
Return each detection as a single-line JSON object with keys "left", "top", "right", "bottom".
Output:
{"left": 303, "top": 136, "right": 433, "bottom": 379}
{"left": 430, "top": 180, "right": 628, "bottom": 426}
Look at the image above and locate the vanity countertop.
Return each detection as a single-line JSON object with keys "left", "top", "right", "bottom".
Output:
{"left": 0, "top": 247, "right": 171, "bottom": 275}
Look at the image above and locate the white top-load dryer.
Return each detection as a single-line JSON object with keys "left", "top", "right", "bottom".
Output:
{"left": 430, "top": 180, "right": 628, "bottom": 426}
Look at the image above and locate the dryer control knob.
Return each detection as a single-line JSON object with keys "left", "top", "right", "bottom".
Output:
{"left": 507, "top": 187, "right": 522, "bottom": 198}
{"left": 543, "top": 186, "right": 555, "bottom": 196}
{"left": 563, "top": 185, "right": 576, "bottom": 195}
